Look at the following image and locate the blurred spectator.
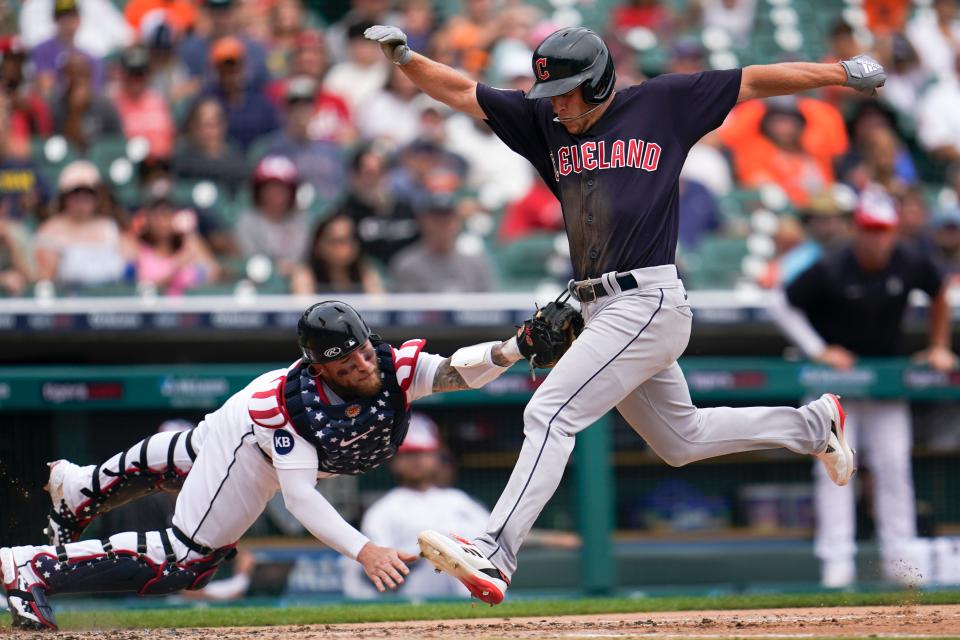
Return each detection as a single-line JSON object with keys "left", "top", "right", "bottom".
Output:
{"left": 917, "top": 52, "right": 960, "bottom": 164}
{"left": 258, "top": 76, "right": 345, "bottom": 203}
{"left": 389, "top": 193, "right": 494, "bottom": 293}
{"left": 262, "top": 0, "right": 307, "bottom": 79}
{"left": 681, "top": 135, "right": 733, "bottom": 197}
{"left": 123, "top": 0, "right": 196, "bottom": 34}
{"left": 390, "top": 139, "right": 467, "bottom": 210}
{"left": 342, "top": 144, "right": 419, "bottom": 264}
{"left": 111, "top": 46, "right": 174, "bottom": 159}
{"left": 326, "top": 0, "right": 400, "bottom": 64}
{"left": 324, "top": 20, "right": 390, "bottom": 114}
{"left": 0, "top": 100, "right": 50, "bottom": 220}
{"left": 695, "top": 0, "right": 756, "bottom": 43}
{"left": 907, "top": 0, "right": 960, "bottom": 82}
{"left": 34, "top": 161, "right": 136, "bottom": 289}
{"left": 302, "top": 212, "right": 384, "bottom": 294}
{"left": 725, "top": 97, "right": 831, "bottom": 208}
{"left": 28, "top": 0, "right": 107, "bottom": 96}
{"left": 610, "top": 0, "right": 675, "bottom": 36}
{"left": 435, "top": 0, "right": 499, "bottom": 75}
{"left": 498, "top": 176, "right": 563, "bottom": 243}
{"left": 178, "top": 0, "right": 271, "bottom": 90}
{"left": 265, "top": 30, "right": 355, "bottom": 145}
{"left": 839, "top": 102, "right": 918, "bottom": 189}
{"left": 864, "top": 0, "right": 909, "bottom": 34}
{"left": 357, "top": 66, "right": 429, "bottom": 146}
{"left": 341, "top": 414, "right": 490, "bottom": 600}
{"left": 135, "top": 181, "right": 220, "bottom": 295}
{"left": 668, "top": 37, "right": 706, "bottom": 75}
{"left": 51, "top": 51, "right": 123, "bottom": 152}
{"left": 485, "top": 5, "right": 539, "bottom": 87}
{"left": 445, "top": 114, "right": 534, "bottom": 207}
{"left": 235, "top": 155, "right": 311, "bottom": 280}
{"left": 20, "top": 0, "right": 131, "bottom": 61}
{"left": 197, "top": 36, "right": 279, "bottom": 151}
{"left": 172, "top": 96, "right": 249, "bottom": 194}
{"left": 0, "top": 203, "right": 34, "bottom": 296}
{"left": 142, "top": 20, "right": 197, "bottom": 105}
{"left": 1, "top": 36, "right": 53, "bottom": 158}
{"left": 878, "top": 34, "right": 928, "bottom": 116}
{"left": 931, "top": 206, "right": 960, "bottom": 281}
{"left": 896, "top": 188, "right": 934, "bottom": 252}
{"left": 678, "top": 178, "right": 722, "bottom": 251}
{"left": 773, "top": 190, "right": 852, "bottom": 287}
{"left": 820, "top": 19, "right": 865, "bottom": 107}
{"left": 399, "top": 0, "right": 437, "bottom": 55}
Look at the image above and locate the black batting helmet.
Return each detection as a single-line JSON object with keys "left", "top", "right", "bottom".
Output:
{"left": 526, "top": 27, "right": 615, "bottom": 104}
{"left": 297, "top": 301, "right": 371, "bottom": 363}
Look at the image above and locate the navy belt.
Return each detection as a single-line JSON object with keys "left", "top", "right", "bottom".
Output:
{"left": 570, "top": 273, "right": 639, "bottom": 303}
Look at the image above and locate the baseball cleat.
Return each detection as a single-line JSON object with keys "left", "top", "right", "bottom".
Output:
{"left": 1, "top": 547, "right": 58, "bottom": 631}
{"left": 417, "top": 530, "right": 509, "bottom": 605}
{"left": 815, "top": 393, "right": 856, "bottom": 486}
{"left": 44, "top": 460, "right": 84, "bottom": 545}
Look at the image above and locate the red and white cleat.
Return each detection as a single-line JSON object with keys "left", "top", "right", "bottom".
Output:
{"left": 815, "top": 393, "right": 856, "bottom": 486}
{"left": 1, "top": 547, "right": 58, "bottom": 631}
{"left": 417, "top": 530, "right": 509, "bottom": 605}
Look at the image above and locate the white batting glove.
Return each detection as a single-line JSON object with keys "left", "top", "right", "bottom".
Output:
{"left": 364, "top": 25, "right": 413, "bottom": 65}
{"left": 840, "top": 54, "right": 886, "bottom": 97}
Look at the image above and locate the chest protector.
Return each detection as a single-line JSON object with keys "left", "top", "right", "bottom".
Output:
{"left": 281, "top": 339, "right": 411, "bottom": 475}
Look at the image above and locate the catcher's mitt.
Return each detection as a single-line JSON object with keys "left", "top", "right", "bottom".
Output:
{"left": 516, "top": 293, "right": 585, "bottom": 375}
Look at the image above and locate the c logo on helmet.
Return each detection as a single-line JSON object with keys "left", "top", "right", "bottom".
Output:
{"left": 535, "top": 57, "right": 549, "bottom": 81}
{"left": 324, "top": 347, "right": 342, "bottom": 358}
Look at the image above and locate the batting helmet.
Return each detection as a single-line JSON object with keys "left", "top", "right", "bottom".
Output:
{"left": 526, "top": 27, "right": 615, "bottom": 104}
{"left": 298, "top": 301, "right": 371, "bottom": 363}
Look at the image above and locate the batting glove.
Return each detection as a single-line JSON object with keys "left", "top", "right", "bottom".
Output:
{"left": 364, "top": 25, "right": 413, "bottom": 65}
{"left": 840, "top": 54, "right": 886, "bottom": 97}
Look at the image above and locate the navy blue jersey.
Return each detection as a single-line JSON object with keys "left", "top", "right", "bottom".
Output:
{"left": 786, "top": 244, "right": 944, "bottom": 356}
{"left": 476, "top": 70, "right": 741, "bottom": 280}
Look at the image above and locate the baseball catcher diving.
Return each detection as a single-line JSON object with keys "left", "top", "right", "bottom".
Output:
{"left": 362, "top": 24, "right": 887, "bottom": 604}
{"left": 0, "top": 300, "right": 556, "bottom": 630}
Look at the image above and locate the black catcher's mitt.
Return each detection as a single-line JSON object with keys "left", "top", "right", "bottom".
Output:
{"left": 516, "top": 293, "right": 585, "bottom": 373}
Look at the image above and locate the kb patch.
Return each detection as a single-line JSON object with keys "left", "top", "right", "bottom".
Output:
{"left": 274, "top": 429, "right": 295, "bottom": 455}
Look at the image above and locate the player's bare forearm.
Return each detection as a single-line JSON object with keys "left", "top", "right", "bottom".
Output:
{"left": 399, "top": 53, "right": 485, "bottom": 119}
{"left": 738, "top": 62, "right": 847, "bottom": 102}
{"left": 929, "top": 286, "right": 952, "bottom": 350}
{"left": 432, "top": 340, "right": 522, "bottom": 392}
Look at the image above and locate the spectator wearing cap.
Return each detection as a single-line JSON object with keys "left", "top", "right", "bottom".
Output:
{"left": 135, "top": 180, "right": 219, "bottom": 295}
{"left": 111, "top": 46, "right": 174, "bottom": 159}
{"left": 341, "top": 413, "right": 490, "bottom": 599}
{"left": 323, "top": 20, "right": 391, "bottom": 114}
{"left": 141, "top": 20, "right": 198, "bottom": 106}
{"left": 20, "top": 0, "right": 130, "bottom": 62}
{"left": 257, "top": 76, "right": 345, "bottom": 203}
{"left": 388, "top": 194, "right": 494, "bottom": 293}
{"left": 0, "top": 36, "right": 53, "bottom": 158}
{"left": 0, "top": 96, "right": 51, "bottom": 220}
{"left": 51, "top": 51, "right": 123, "bottom": 152}
{"left": 196, "top": 36, "right": 279, "bottom": 151}
{"left": 390, "top": 138, "right": 467, "bottom": 211}
{"left": 838, "top": 102, "right": 918, "bottom": 189}
{"left": 35, "top": 160, "right": 137, "bottom": 289}
{"left": 302, "top": 212, "right": 384, "bottom": 295}
{"left": 235, "top": 155, "right": 311, "bottom": 287}
{"left": 172, "top": 96, "right": 249, "bottom": 195}
{"left": 907, "top": 0, "right": 960, "bottom": 83}
{"left": 178, "top": 0, "right": 271, "bottom": 90}
{"left": 27, "top": 0, "right": 109, "bottom": 96}
{"left": 773, "top": 188, "right": 956, "bottom": 588}
{"left": 931, "top": 206, "right": 960, "bottom": 281}
{"left": 264, "top": 30, "right": 355, "bottom": 145}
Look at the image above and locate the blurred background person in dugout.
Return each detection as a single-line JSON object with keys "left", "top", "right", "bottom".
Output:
{"left": 772, "top": 189, "right": 958, "bottom": 588}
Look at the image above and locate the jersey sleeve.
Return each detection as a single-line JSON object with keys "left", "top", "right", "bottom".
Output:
{"left": 475, "top": 83, "right": 547, "bottom": 164}
{"left": 253, "top": 424, "right": 319, "bottom": 470}
{"left": 393, "top": 339, "right": 443, "bottom": 404}
{"left": 658, "top": 69, "right": 742, "bottom": 148}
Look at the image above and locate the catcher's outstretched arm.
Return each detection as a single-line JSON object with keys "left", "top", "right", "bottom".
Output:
{"left": 432, "top": 338, "right": 522, "bottom": 392}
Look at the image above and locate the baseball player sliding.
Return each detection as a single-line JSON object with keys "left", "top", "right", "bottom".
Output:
{"left": 1, "top": 301, "right": 534, "bottom": 630}
{"left": 362, "top": 25, "right": 887, "bottom": 604}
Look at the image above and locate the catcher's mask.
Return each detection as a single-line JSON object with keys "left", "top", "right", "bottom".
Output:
{"left": 297, "top": 301, "right": 372, "bottom": 364}
{"left": 526, "top": 27, "right": 616, "bottom": 105}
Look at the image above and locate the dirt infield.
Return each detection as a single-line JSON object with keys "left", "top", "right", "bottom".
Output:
{"left": 4, "top": 604, "right": 960, "bottom": 639}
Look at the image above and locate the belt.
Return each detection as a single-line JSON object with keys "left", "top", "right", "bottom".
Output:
{"left": 569, "top": 273, "right": 639, "bottom": 303}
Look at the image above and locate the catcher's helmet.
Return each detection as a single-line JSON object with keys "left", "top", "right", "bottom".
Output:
{"left": 526, "top": 27, "right": 615, "bottom": 104}
{"left": 298, "top": 301, "right": 371, "bottom": 363}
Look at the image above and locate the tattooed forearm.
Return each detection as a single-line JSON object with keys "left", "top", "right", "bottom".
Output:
{"left": 432, "top": 358, "right": 472, "bottom": 392}
{"left": 491, "top": 340, "right": 522, "bottom": 367}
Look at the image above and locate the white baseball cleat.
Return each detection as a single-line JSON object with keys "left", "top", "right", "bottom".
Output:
{"left": 43, "top": 460, "right": 83, "bottom": 545}
{"left": 1, "top": 547, "right": 58, "bottom": 630}
{"left": 417, "top": 530, "right": 509, "bottom": 605}
{"left": 815, "top": 393, "right": 856, "bottom": 486}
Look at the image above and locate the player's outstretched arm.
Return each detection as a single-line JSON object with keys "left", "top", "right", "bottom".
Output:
{"left": 432, "top": 338, "right": 523, "bottom": 392}
{"left": 738, "top": 55, "right": 885, "bottom": 103}
{"left": 364, "top": 25, "right": 485, "bottom": 119}
{"left": 915, "top": 285, "right": 959, "bottom": 373}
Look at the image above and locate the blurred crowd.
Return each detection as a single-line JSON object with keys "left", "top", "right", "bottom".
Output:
{"left": 0, "top": 0, "right": 959, "bottom": 297}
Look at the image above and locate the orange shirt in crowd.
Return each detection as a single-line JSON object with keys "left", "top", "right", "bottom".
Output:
{"left": 124, "top": 0, "right": 197, "bottom": 33}
{"left": 865, "top": 0, "right": 909, "bottom": 33}
{"left": 112, "top": 89, "right": 175, "bottom": 159}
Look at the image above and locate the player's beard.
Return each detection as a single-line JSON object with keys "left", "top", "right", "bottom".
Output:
{"left": 328, "top": 362, "right": 384, "bottom": 398}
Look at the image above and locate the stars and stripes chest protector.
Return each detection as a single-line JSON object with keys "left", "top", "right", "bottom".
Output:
{"left": 279, "top": 340, "right": 410, "bottom": 475}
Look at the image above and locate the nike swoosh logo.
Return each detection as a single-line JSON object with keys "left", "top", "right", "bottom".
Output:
{"left": 340, "top": 429, "right": 374, "bottom": 447}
